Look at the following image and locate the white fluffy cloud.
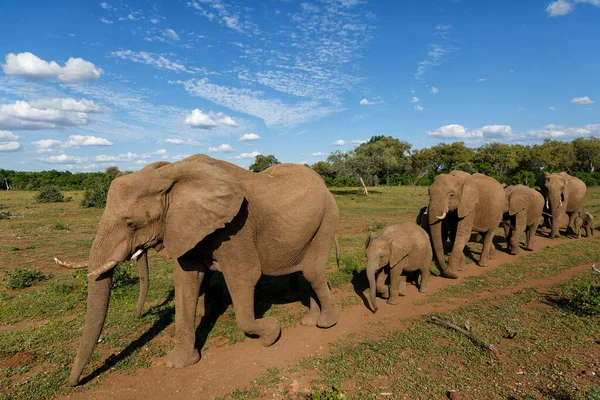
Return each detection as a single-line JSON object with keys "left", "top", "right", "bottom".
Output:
{"left": 2, "top": 52, "right": 103, "bottom": 82}
{"left": 165, "top": 138, "right": 185, "bottom": 145}
{"left": 523, "top": 123, "right": 600, "bottom": 140}
{"left": 351, "top": 139, "right": 367, "bottom": 146}
{"left": 184, "top": 109, "right": 238, "bottom": 129}
{"left": 571, "top": 96, "right": 595, "bottom": 104}
{"left": 239, "top": 133, "right": 260, "bottom": 141}
{"left": 208, "top": 144, "right": 234, "bottom": 153}
{"left": 162, "top": 138, "right": 201, "bottom": 145}
{"left": 236, "top": 151, "right": 260, "bottom": 159}
{"left": 33, "top": 135, "right": 112, "bottom": 152}
{"left": 547, "top": 0, "right": 574, "bottom": 16}
{"left": 0, "top": 130, "right": 19, "bottom": 141}
{"left": 415, "top": 105, "right": 424, "bottom": 111}
{"left": 29, "top": 98, "right": 103, "bottom": 113}
{"left": 0, "top": 100, "right": 91, "bottom": 130}
{"left": 428, "top": 124, "right": 514, "bottom": 139}
{"left": 410, "top": 97, "right": 420, "bottom": 103}
{"left": 0, "top": 130, "right": 20, "bottom": 152}
{"left": 332, "top": 139, "right": 345, "bottom": 146}
{"left": 430, "top": 87, "right": 439, "bottom": 94}
{"left": 359, "top": 98, "right": 370, "bottom": 106}
{"left": 312, "top": 151, "right": 329, "bottom": 157}
{"left": 546, "top": 0, "right": 599, "bottom": 16}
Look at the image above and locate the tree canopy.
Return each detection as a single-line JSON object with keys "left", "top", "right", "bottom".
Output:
{"left": 249, "top": 154, "right": 280, "bottom": 172}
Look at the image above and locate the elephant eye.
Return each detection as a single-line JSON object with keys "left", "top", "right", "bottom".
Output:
{"left": 449, "top": 193, "right": 455, "bottom": 198}
{"left": 125, "top": 219, "right": 136, "bottom": 229}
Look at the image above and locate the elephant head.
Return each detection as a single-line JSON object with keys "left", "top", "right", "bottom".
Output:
{"left": 365, "top": 231, "right": 405, "bottom": 312}
{"left": 539, "top": 173, "right": 569, "bottom": 237}
{"left": 427, "top": 171, "right": 478, "bottom": 271}
{"left": 59, "top": 157, "right": 245, "bottom": 386}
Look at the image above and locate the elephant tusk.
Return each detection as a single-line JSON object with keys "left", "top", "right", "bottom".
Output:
{"left": 130, "top": 249, "right": 144, "bottom": 261}
{"left": 546, "top": 199, "right": 549, "bottom": 209}
{"left": 560, "top": 200, "right": 563, "bottom": 208}
{"left": 436, "top": 212, "right": 447, "bottom": 220}
{"left": 88, "top": 260, "right": 119, "bottom": 279}
{"left": 53, "top": 258, "right": 87, "bottom": 269}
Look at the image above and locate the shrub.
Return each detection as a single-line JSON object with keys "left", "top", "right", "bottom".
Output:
{"left": 5, "top": 268, "right": 49, "bottom": 289}
{"left": 309, "top": 386, "right": 347, "bottom": 400}
{"left": 0, "top": 210, "right": 14, "bottom": 220}
{"left": 111, "top": 263, "right": 137, "bottom": 292}
{"left": 572, "top": 172, "right": 598, "bottom": 186}
{"left": 568, "top": 280, "right": 600, "bottom": 316}
{"left": 81, "top": 178, "right": 110, "bottom": 208}
{"left": 35, "top": 185, "right": 66, "bottom": 203}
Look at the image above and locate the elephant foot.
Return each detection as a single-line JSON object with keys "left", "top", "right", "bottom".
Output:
{"left": 377, "top": 286, "right": 390, "bottom": 299}
{"left": 387, "top": 296, "right": 401, "bottom": 305}
{"left": 552, "top": 233, "right": 560, "bottom": 239}
{"left": 525, "top": 246, "right": 534, "bottom": 251}
{"left": 419, "top": 287, "right": 429, "bottom": 294}
{"left": 509, "top": 247, "right": 520, "bottom": 256}
{"left": 398, "top": 281, "right": 407, "bottom": 297}
{"left": 259, "top": 317, "right": 281, "bottom": 347}
{"left": 300, "top": 307, "right": 319, "bottom": 327}
{"left": 164, "top": 347, "right": 200, "bottom": 369}
{"left": 317, "top": 304, "right": 340, "bottom": 329}
{"left": 456, "top": 263, "right": 468, "bottom": 271}
{"left": 441, "top": 269, "right": 459, "bottom": 279}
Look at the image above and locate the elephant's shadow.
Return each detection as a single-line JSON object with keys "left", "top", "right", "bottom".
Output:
{"left": 194, "top": 272, "right": 310, "bottom": 350}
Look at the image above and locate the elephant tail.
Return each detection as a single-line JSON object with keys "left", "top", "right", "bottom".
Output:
{"left": 335, "top": 236, "right": 340, "bottom": 268}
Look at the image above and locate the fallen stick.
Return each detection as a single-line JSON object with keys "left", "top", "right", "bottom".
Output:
{"left": 430, "top": 315, "right": 501, "bottom": 359}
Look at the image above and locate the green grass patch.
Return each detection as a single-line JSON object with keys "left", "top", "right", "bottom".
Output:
{"left": 4, "top": 268, "right": 50, "bottom": 290}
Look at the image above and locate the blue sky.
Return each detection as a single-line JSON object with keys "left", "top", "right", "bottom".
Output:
{"left": 0, "top": 0, "right": 598, "bottom": 172}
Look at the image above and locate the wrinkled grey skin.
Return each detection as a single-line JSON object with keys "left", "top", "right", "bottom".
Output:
{"left": 574, "top": 209, "right": 594, "bottom": 238}
{"left": 538, "top": 172, "right": 587, "bottom": 238}
{"left": 416, "top": 206, "right": 457, "bottom": 251}
{"left": 427, "top": 171, "right": 505, "bottom": 279}
{"left": 65, "top": 155, "right": 340, "bottom": 386}
{"left": 366, "top": 222, "right": 432, "bottom": 312}
{"left": 502, "top": 185, "right": 544, "bottom": 255}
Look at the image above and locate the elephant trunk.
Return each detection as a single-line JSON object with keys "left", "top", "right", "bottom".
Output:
{"left": 428, "top": 202, "right": 448, "bottom": 271}
{"left": 136, "top": 252, "right": 149, "bottom": 318}
{"left": 549, "top": 192, "right": 562, "bottom": 238}
{"left": 68, "top": 231, "right": 129, "bottom": 386}
{"left": 68, "top": 263, "right": 113, "bottom": 386}
{"left": 367, "top": 260, "right": 379, "bottom": 313}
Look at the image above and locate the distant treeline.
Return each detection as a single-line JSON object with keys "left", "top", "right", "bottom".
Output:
{"left": 311, "top": 136, "right": 600, "bottom": 187}
{"left": 0, "top": 166, "right": 126, "bottom": 191}
{"left": 2, "top": 137, "right": 600, "bottom": 191}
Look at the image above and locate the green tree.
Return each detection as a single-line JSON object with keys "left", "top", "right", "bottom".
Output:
{"left": 474, "top": 142, "right": 518, "bottom": 182}
{"left": 572, "top": 137, "right": 600, "bottom": 172}
{"left": 311, "top": 161, "right": 335, "bottom": 178}
{"left": 249, "top": 154, "right": 280, "bottom": 172}
{"left": 406, "top": 148, "right": 435, "bottom": 185}
{"left": 534, "top": 139, "right": 575, "bottom": 172}
{"left": 430, "top": 142, "right": 474, "bottom": 173}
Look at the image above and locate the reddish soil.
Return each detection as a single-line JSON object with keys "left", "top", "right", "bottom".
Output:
{"left": 59, "top": 232, "right": 595, "bottom": 400}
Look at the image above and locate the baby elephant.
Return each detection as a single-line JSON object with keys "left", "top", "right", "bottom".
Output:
{"left": 503, "top": 185, "right": 544, "bottom": 254}
{"left": 366, "top": 222, "right": 432, "bottom": 312}
{"left": 574, "top": 209, "right": 594, "bottom": 238}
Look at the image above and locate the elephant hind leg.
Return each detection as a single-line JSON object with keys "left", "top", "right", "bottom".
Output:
{"left": 299, "top": 227, "right": 340, "bottom": 329}
{"left": 479, "top": 231, "right": 496, "bottom": 267}
{"left": 223, "top": 262, "right": 281, "bottom": 347}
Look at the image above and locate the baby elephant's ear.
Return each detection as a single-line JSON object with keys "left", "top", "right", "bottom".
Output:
{"left": 509, "top": 193, "right": 527, "bottom": 216}
{"left": 389, "top": 239, "right": 408, "bottom": 268}
{"left": 162, "top": 162, "right": 245, "bottom": 260}
{"left": 365, "top": 232, "right": 377, "bottom": 249}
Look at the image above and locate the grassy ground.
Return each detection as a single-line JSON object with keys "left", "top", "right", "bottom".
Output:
{"left": 1, "top": 186, "right": 599, "bottom": 399}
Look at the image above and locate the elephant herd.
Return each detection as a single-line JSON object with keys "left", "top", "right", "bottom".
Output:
{"left": 54, "top": 155, "right": 591, "bottom": 387}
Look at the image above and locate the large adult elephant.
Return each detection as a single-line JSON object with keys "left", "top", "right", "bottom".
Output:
{"left": 56, "top": 154, "right": 340, "bottom": 386}
{"left": 538, "top": 172, "right": 587, "bottom": 238}
{"left": 427, "top": 171, "right": 505, "bottom": 279}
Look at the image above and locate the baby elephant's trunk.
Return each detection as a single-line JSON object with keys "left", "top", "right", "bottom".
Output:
{"left": 367, "top": 261, "right": 379, "bottom": 312}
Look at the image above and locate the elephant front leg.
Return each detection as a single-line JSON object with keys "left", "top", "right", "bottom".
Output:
{"left": 376, "top": 268, "right": 390, "bottom": 299}
{"left": 165, "top": 256, "right": 203, "bottom": 369}
{"left": 386, "top": 262, "right": 404, "bottom": 305}
{"left": 447, "top": 215, "right": 473, "bottom": 275}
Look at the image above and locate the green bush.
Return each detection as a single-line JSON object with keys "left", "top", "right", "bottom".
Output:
{"left": 568, "top": 280, "right": 600, "bottom": 316}
{"left": 5, "top": 268, "right": 49, "bottom": 289}
{"left": 35, "top": 185, "right": 66, "bottom": 203}
{"left": 0, "top": 210, "right": 14, "bottom": 220}
{"left": 111, "top": 263, "right": 138, "bottom": 292}
{"left": 309, "top": 386, "right": 346, "bottom": 400}
{"left": 81, "top": 178, "right": 110, "bottom": 208}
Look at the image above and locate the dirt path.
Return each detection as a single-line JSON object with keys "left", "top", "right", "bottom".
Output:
{"left": 64, "top": 235, "right": 590, "bottom": 400}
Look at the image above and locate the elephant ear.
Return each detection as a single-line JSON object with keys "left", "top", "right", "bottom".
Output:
{"left": 508, "top": 192, "right": 527, "bottom": 216}
{"left": 365, "top": 232, "right": 377, "bottom": 249}
{"left": 162, "top": 162, "right": 245, "bottom": 260}
{"left": 457, "top": 176, "right": 479, "bottom": 219}
{"left": 389, "top": 239, "right": 408, "bottom": 268}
